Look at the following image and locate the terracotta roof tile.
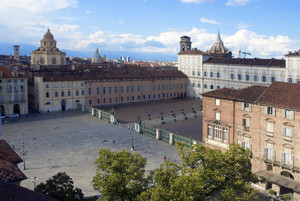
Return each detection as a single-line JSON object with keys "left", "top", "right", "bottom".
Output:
{"left": 0, "top": 65, "right": 27, "bottom": 78}
{"left": 178, "top": 49, "right": 207, "bottom": 55}
{"left": 0, "top": 140, "right": 23, "bottom": 164}
{"left": 0, "top": 159, "right": 27, "bottom": 182}
{"left": 257, "top": 82, "right": 300, "bottom": 110}
{"left": 0, "top": 182, "right": 58, "bottom": 201}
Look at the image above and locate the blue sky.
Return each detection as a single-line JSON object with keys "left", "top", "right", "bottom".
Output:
{"left": 0, "top": 0, "right": 299, "bottom": 60}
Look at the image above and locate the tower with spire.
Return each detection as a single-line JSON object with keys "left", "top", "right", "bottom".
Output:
{"left": 206, "top": 31, "right": 231, "bottom": 58}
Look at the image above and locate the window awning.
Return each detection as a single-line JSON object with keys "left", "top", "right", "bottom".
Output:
{"left": 255, "top": 170, "right": 300, "bottom": 193}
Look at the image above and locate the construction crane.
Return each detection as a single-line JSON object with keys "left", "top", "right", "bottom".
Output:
{"left": 239, "top": 48, "right": 251, "bottom": 58}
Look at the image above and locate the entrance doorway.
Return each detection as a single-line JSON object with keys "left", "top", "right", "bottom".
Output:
{"left": 0, "top": 105, "right": 4, "bottom": 116}
{"left": 280, "top": 171, "right": 294, "bottom": 195}
{"left": 13, "top": 104, "right": 20, "bottom": 114}
{"left": 61, "top": 100, "right": 66, "bottom": 112}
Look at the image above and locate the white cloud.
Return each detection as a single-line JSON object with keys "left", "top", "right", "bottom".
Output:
{"left": 180, "top": 0, "right": 214, "bottom": 4}
{"left": 0, "top": 0, "right": 78, "bottom": 13}
{"left": 199, "top": 17, "right": 220, "bottom": 25}
{"left": 226, "top": 0, "right": 251, "bottom": 6}
{"left": 236, "top": 22, "right": 251, "bottom": 29}
{"left": 118, "top": 19, "right": 125, "bottom": 25}
{"left": 85, "top": 10, "right": 94, "bottom": 14}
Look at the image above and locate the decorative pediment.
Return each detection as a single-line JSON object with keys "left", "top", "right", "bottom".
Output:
{"left": 265, "top": 118, "right": 275, "bottom": 123}
{"left": 283, "top": 122, "right": 294, "bottom": 127}
{"left": 242, "top": 114, "right": 251, "bottom": 118}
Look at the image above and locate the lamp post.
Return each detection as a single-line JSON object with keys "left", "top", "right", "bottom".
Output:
{"left": 31, "top": 176, "right": 38, "bottom": 189}
{"left": 20, "top": 134, "right": 28, "bottom": 170}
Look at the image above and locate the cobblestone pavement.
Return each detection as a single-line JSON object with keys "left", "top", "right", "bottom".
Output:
{"left": 1, "top": 111, "right": 181, "bottom": 196}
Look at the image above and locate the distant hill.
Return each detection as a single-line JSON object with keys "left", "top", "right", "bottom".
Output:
{"left": 0, "top": 43, "right": 177, "bottom": 61}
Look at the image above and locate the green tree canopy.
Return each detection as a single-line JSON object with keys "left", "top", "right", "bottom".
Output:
{"left": 139, "top": 143, "right": 260, "bottom": 201}
{"left": 35, "top": 172, "right": 84, "bottom": 201}
{"left": 93, "top": 148, "right": 153, "bottom": 201}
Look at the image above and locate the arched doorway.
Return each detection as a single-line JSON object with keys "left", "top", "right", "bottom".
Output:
{"left": 280, "top": 171, "right": 294, "bottom": 195}
{"left": 0, "top": 105, "right": 5, "bottom": 116}
{"left": 61, "top": 100, "right": 66, "bottom": 112}
{"left": 13, "top": 104, "right": 20, "bottom": 114}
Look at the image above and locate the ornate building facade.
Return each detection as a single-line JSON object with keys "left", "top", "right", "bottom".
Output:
{"left": 202, "top": 82, "right": 300, "bottom": 200}
{"left": 178, "top": 32, "right": 300, "bottom": 98}
{"left": 31, "top": 29, "right": 66, "bottom": 66}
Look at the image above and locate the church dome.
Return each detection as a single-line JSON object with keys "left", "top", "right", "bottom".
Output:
{"left": 207, "top": 31, "right": 229, "bottom": 55}
{"left": 92, "top": 49, "right": 103, "bottom": 63}
{"left": 43, "top": 29, "right": 54, "bottom": 40}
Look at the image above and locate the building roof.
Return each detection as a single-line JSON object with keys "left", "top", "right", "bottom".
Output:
{"left": 285, "top": 49, "right": 300, "bottom": 56}
{"left": 0, "top": 65, "right": 27, "bottom": 78}
{"left": 206, "top": 31, "right": 229, "bottom": 55}
{"left": 43, "top": 29, "right": 54, "bottom": 40}
{"left": 41, "top": 65, "right": 187, "bottom": 82}
{"left": 0, "top": 140, "right": 23, "bottom": 164}
{"left": 0, "top": 182, "right": 57, "bottom": 201}
{"left": 256, "top": 82, "right": 300, "bottom": 110}
{"left": 178, "top": 49, "right": 207, "bottom": 55}
{"left": 0, "top": 159, "right": 27, "bottom": 183}
{"left": 203, "top": 57, "right": 285, "bottom": 68}
{"left": 202, "top": 86, "right": 267, "bottom": 103}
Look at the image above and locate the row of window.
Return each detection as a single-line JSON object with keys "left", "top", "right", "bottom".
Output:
{"left": 0, "top": 85, "right": 25, "bottom": 91}
{"left": 46, "top": 90, "right": 84, "bottom": 98}
{"left": 0, "top": 79, "right": 24, "bottom": 83}
{"left": 264, "top": 143, "right": 293, "bottom": 165}
{"left": 88, "top": 93, "right": 181, "bottom": 105}
{"left": 45, "top": 82, "right": 84, "bottom": 89}
{"left": 87, "top": 83, "right": 186, "bottom": 95}
{"left": 207, "top": 124, "right": 228, "bottom": 143}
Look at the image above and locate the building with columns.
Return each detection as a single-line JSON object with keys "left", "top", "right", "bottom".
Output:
{"left": 178, "top": 32, "right": 300, "bottom": 98}
{"left": 202, "top": 82, "right": 300, "bottom": 199}
{"left": 31, "top": 29, "right": 66, "bottom": 66}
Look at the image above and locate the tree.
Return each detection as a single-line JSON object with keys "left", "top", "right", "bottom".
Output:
{"left": 93, "top": 148, "right": 152, "bottom": 201}
{"left": 138, "top": 143, "right": 260, "bottom": 201}
{"left": 35, "top": 172, "right": 84, "bottom": 201}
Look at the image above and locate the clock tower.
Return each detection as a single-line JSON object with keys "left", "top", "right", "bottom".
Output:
{"left": 31, "top": 29, "right": 66, "bottom": 66}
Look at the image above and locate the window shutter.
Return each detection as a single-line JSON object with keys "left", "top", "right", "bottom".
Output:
{"left": 264, "top": 106, "right": 267, "bottom": 114}
{"left": 241, "top": 103, "right": 245, "bottom": 110}
{"left": 282, "top": 127, "right": 285, "bottom": 135}
{"left": 291, "top": 128, "right": 294, "bottom": 137}
{"left": 291, "top": 111, "right": 295, "bottom": 119}
{"left": 273, "top": 108, "right": 276, "bottom": 116}
{"left": 264, "top": 148, "right": 268, "bottom": 157}
{"left": 282, "top": 109, "right": 286, "bottom": 117}
{"left": 249, "top": 104, "right": 252, "bottom": 112}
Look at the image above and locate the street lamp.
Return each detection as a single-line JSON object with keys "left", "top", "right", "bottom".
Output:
{"left": 20, "top": 134, "right": 28, "bottom": 170}
{"left": 31, "top": 176, "right": 38, "bottom": 189}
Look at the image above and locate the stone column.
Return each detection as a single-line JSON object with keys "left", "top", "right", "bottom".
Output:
{"left": 169, "top": 133, "right": 175, "bottom": 145}
{"left": 92, "top": 108, "right": 95, "bottom": 116}
{"left": 156, "top": 129, "right": 162, "bottom": 140}
{"left": 98, "top": 110, "right": 102, "bottom": 119}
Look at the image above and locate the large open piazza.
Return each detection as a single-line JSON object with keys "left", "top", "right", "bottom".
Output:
{"left": 1, "top": 111, "right": 182, "bottom": 196}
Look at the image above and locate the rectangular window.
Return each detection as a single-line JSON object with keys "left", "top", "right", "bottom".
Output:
{"left": 103, "top": 98, "right": 106, "bottom": 103}
{"left": 282, "top": 148, "right": 293, "bottom": 165}
{"left": 288, "top": 78, "right": 293, "bottom": 83}
{"left": 132, "top": 96, "right": 134, "bottom": 101}
{"left": 103, "top": 87, "right": 106, "bottom": 94}
{"left": 46, "top": 92, "right": 50, "bottom": 98}
{"left": 81, "top": 90, "right": 84, "bottom": 96}
{"left": 207, "top": 124, "right": 212, "bottom": 137}
{"left": 282, "top": 127, "right": 294, "bottom": 137}
{"left": 197, "top": 83, "right": 201, "bottom": 88}
{"left": 45, "top": 84, "right": 50, "bottom": 88}
{"left": 210, "top": 85, "right": 213, "bottom": 89}
{"left": 204, "top": 72, "right": 207, "bottom": 77}
{"left": 265, "top": 107, "right": 275, "bottom": 115}
{"left": 237, "top": 131, "right": 241, "bottom": 136}
{"left": 158, "top": 84, "right": 161, "bottom": 90}
{"left": 242, "top": 118, "right": 250, "bottom": 128}
{"left": 137, "top": 85, "right": 140, "bottom": 92}
{"left": 216, "top": 99, "right": 220, "bottom": 106}
{"left": 215, "top": 112, "right": 220, "bottom": 120}
{"left": 109, "top": 98, "right": 112, "bottom": 103}
{"left": 121, "top": 86, "right": 124, "bottom": 93}
{"left": 76, "top": 90, "right": 79, "bottom": 96}
{"left": 88, "top": 88, "right": 92, "bottom": 95}
{"left": 262, "top": 76, "right": 267, "bottom": 82}
{"left": 153, "top": 85, "right": 155, "bottom": 91}
{"left": 109, "top": 87, "right": 112, "bottom": 94}
{"left": 131, "top": 86, "right": 134, "bottom": 92}
{"left": 264, "top": 143, "right": 274, "bottom": 160}
{"left": 61, "top": 91, "right": 64, "bottom": 97}
{"left": 213, "top": 126, "right": 221, "bottom": 139}
{"left": 217, "top": 72, "right": 220, "bottom": 78}
{"left": 223, "top": 128, "right": 228, "bottom": 142}
{"left": 245, "top": 75, "right": 250, "bottom": 81}
{"left": 241, "top": 103, "right": 251, "bottom": 111}
{"left": 253, "top": 75, "right": 258, "bottom": 82}
{"left": 238, "top": 74, "right": 242, "bottom": 80}
{"left": 127, "top": 86, "right": 130, "bottom": 92}
{"left": 210, "top": 72, "right": 213, "bottom": 77}
{"left": 192, "top": 71, "right": 195, "bottom": 76}
{"left": 197, "top": 71, "right": 200, "bottom": 76}
{"left": 55, "top": 91, "right": 58, "bottom": 97}
{"left": 282, "top": 109, "right": 294, "bottom": 119}
{"left": 230, "top": 74, "right": 234, "bottom": 80}
{"left": 267, "top": 122, "right": 274, "bottom": 134}
{"left": 271, "top": 77, "right": 276, "bottom": 83}
{"left": 115, "top": 86, "right": 118, "bottom": 93}
{"left": 68, "top": 91, "right": 71, "bottom": 96}
{"left": 97, "top": 87, "right": 100, "bottom": 94}
{"left": 89, "top": 99, "right": 92, "bottom": 104}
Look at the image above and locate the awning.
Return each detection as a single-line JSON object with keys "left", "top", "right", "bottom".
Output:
{"left": 255, "top": 170, "right": 300, "bottom": 193}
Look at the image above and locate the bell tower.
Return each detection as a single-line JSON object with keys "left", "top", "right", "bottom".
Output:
{"left": 14, "top": 45, "right": 20, "bottom": 62}
{"left": 179, "top": 36, "right": 192, "bottom": 52}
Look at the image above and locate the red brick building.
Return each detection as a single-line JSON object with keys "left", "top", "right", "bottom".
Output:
{"left": 202, "top": 82, "right": 300, "bottom": 199}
